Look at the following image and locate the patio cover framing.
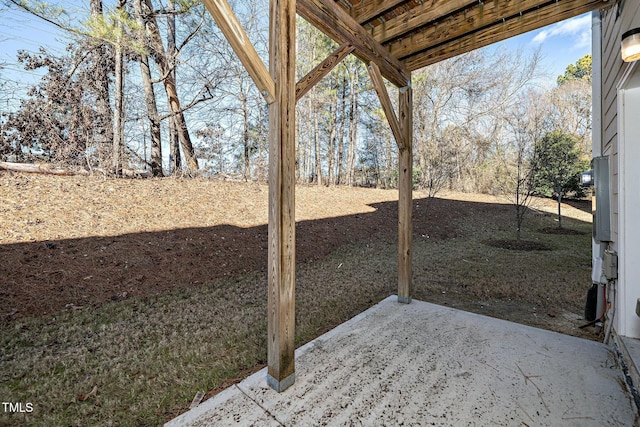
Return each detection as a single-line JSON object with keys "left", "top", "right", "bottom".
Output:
{"left": 202, "top": 0, "right": 610, "bottom": 392}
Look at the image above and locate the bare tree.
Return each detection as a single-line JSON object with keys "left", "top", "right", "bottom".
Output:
{"left": 166, "top": 0, "right": 181, "bottom": 173}
{"left": 495, "top": 89, "right": 548, "bottom": 240}
{"left": 546, "top": 79, "right": 592, "bottom": 157}
{"left": 112, "top": 0, "right": 127, "bottom": 175}
{"left": 88, "top": 0, "right": 114, "bottom": 169}
{"left": 345, "top": 57, "right": 360, "bottom": 186}
{"left": 132, "top": 0, "right": 162, "bottom": 176}
{"left": 140, "top": 0, "right": 198, "bottom": 174}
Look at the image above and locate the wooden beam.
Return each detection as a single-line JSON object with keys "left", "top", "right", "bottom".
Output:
{"left": 297, "top": 0, "right": 410, "bottom": 88}
{"left": 267, "top": 0, "right": 297, "bottom": 393}
{"left": 202, "top": 0, "right": 276, "bottom": 104}
{"left": 397, "top": 83, "right": 413, "bottom": 303}
{"left": 403, "top": 0, "right": 609, "bottom": 71}
{"left": 296, "top": 43, "right": 355, "bottom": 102}
{"left": 349, "top": 0, "right": 405, "bottom": 23}
{"left": 370, "top": 0, "right": 478, "bottom": 43}
{"left": 386, "top": 0, "right": 555, "bottom": 59}
{"left": 367, "top": 62, "right": 404, "bottom": 149}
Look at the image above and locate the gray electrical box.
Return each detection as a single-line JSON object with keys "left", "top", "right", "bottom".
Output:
{"left": 594, "top": 156, "right": 612, "bottom": 242}
{"left": 604, "top": 250, "right": 618, "bottom": 280}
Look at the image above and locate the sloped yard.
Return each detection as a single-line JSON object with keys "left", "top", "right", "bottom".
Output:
{"left": 0, "top": 173, "right": 594, "bottom": 426}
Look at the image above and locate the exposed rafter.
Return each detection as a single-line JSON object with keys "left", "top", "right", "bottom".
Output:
{"left": 386, "top": 0, "right": 602, "bottom": 61}
{"left": 348, "top": 0, "right": 406, "bottom": 23}
{"left": 323, "top": 0, "right": 610, "bottom": 72}
{"left": 402, "top": 0, "right": 608, "bottom": 70}
{"left": 369, "top": 0, "right": 474, "bottom": 43}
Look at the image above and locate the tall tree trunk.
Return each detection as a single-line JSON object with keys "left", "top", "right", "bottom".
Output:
{"left": 142, "top": 0, "right": 198, "bottom": 174}
{"left": 557, "top": 188, "right": 563, "bottom": 229}
{"left": 89, "top": 0, "right": 113, "bottom": 169}
{"left": 297, "top": 105, "right": 306, "bottom": 182}
{"left": 347, "top": 66, "right": 358, "bottom": 186}
{"left": 166, "top": 0, "right": 181, "bottom": 174}
{"left": 336, "top": 76, "right": 347, "bottom": 185}
{"left": 241, "top": 91, "right": 250, "bottom": 181}
{"left": 385, "top": 133, "right": 393, "bottom": 188}
{"left": 313, "top": 109, "right": 322, "bottom": 185}
{"left": 170, "top": 121, "right": 182, "bottom": 173}
{"left": 133, "top": 0, "right": 163, "bottom": 176}
{"left": 327, "top": 99, "right": 335, "bottom": 186}
{"left": 112, "top": 0, "right": 126, "bottom": 176}
{"left": 302, "top": 89, "right": 315, "bottom": 183}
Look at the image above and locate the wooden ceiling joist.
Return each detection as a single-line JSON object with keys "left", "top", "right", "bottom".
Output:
{"left": 348, "top": 0, "right": 406, "bottom": 23}
{"left": 297, "top": 0, "right": 410, "bottom": 87}
{"left": 386, "top": 0, "right": 604, "bottom": 62}
{"left": 369, "top": 0, "right": 474, "bottom": 44}
{"left": 402, "top": 0, "right": 608, "bottom": 71}
{"left": 322, "top": 0, "right": 610, "bottom": 73}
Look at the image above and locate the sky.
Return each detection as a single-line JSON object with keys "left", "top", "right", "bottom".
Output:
{"left": 0, "top": 7, "right": 594, "bottom": 111}
{"left": 502, "top": 12, "right": 594, "bottom": 86}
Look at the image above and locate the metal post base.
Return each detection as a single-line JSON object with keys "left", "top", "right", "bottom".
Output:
{"left": 267, "top": 373, "right": 295, "bottom": 393}
{"left": 398, "top": 296, "right": 412, "bottom": 304}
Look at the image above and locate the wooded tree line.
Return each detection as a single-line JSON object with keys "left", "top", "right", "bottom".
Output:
{"left": 0, "top": 1, "right": 591, "bottom": 196}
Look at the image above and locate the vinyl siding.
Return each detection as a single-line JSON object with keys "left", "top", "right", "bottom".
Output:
{"left": 600, "top": 1, "right": 640, "bottom": 251}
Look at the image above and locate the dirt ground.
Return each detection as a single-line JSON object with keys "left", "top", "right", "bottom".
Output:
{"left": 0, "top": 172, "right": 593, "bottom": 337}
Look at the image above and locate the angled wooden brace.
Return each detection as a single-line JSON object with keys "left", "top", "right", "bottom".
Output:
{"left": 367, "top": 62, "right": 405, "bottom": 149}
{"left": 296, "top": 43, "right": 355, "bottom": 102}
{"left": 202, "top": 0, "right": 276, "bottom": 104}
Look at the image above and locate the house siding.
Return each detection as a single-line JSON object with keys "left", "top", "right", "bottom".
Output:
{"left": 601, "top": 2, "right": 640, "bottom": 254}
{"left": 600, "top": 0, "right": 640, "bottom": 337}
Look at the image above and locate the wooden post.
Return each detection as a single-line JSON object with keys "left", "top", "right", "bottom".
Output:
{"left": 267, "top": 0, "right": 297, "bottom": 392}
{"left": 398, "top": 81, "right": 413, "bottom": 303}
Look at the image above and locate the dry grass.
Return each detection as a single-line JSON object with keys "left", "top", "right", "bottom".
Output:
{"left": 0, "top": 245, "right": 396, "bottom": 426}
{"left": 0, "top": 174, "right": 399, "bottom": 244}
{"left": 0, "top": 173, "right": 593, "bottom": 426}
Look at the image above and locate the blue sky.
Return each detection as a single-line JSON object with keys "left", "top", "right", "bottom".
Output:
{"left": 501, "top": 12, "right": 593, "bottom": 85}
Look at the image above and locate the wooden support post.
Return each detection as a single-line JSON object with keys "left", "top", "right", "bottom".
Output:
{"left": 267, "top": 0, "right": 297, "bottom": 393}
{"left": 202, "top": 0, "right": 276, "bottom": 103}
{"left": 296, "top": 43, "right": 354, "bottom": 102}
{"left": 397, "top": 82, "right": 413, "bottom": 304}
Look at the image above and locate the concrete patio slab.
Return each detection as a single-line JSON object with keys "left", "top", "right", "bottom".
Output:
{"left": 166, "top": 296, "right": 638, "bottom": 427}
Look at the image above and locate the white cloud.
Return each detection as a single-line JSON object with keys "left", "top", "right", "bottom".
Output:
{"left": 531, "top": 15, "right": 591, "bottom": 48}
